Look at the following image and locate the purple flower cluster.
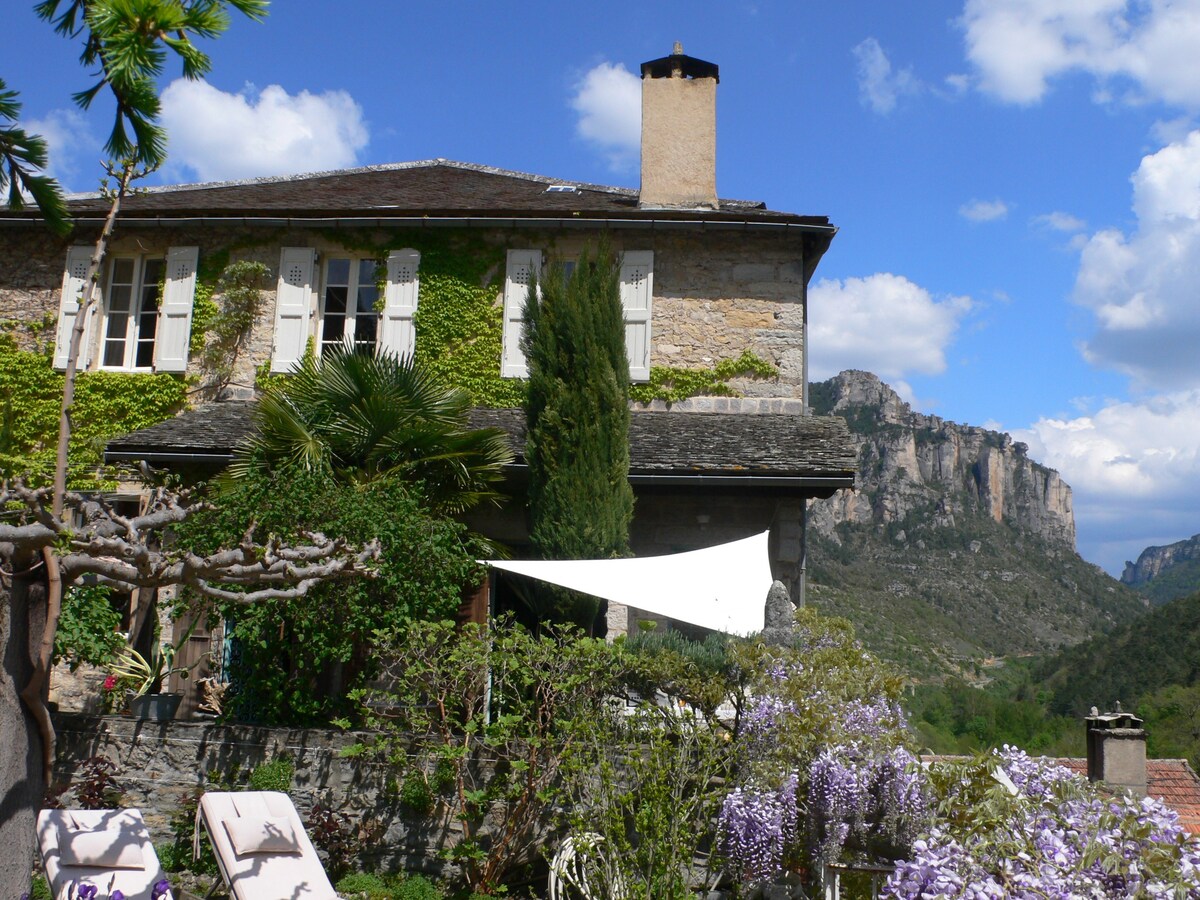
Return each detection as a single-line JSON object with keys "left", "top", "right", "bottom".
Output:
{"left": 68, "top": 883, "right": 129, "bottom": 900}
{"left": 742, "top": 694, "right": 799, "bottom": 750}
{"left": 808, "top": 744, "right": 928, "bottom": 865}
{"left": 883, "top": 749, "right": 1200, "bottom": 899}
{"left": 838, "top": 697, "right": 907, "bottom": 743}
{"left": 717, "top": 774, "right": 800, "bottom": 882}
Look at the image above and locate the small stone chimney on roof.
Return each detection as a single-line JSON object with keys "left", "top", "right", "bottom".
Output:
{"left": 1086, "top": 704, "right": 1147, "bottom": 797}
{"left": 639, "top": 42, "right": 719, "bottom": 210}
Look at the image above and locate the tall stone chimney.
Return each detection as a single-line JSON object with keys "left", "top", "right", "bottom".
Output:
{"left": 1086, "top": 705, "right": 1147, "bottom": 797}
{"left": 639, "top": 42, "right": 719, "bottom": 210}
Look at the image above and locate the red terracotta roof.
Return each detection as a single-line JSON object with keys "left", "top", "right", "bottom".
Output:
{"left": 1055, "top": 757, "right": 1200, "bottom": 835}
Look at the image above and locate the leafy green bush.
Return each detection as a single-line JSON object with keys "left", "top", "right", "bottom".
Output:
{"left": 176, "top": 465, "right": 482, "bottom": 725}
{"left": 53, "top": 583, "right": 125, "bottom": 671}
{"left": 335, "top": 873, "right": 446, "bottom": 900}
{"left": 248, "top": 756, "right": 294, "bottom": 792}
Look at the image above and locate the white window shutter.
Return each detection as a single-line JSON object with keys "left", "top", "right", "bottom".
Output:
{"left": 153, "top": 246, "right": 199, "bottom": 373}
{"left": 501, "top": 249, "right": 541, "bottom": 378}
{"left": 620, "top": 251, "right": 654, "bottom": 382}
{"left": 380, "top": 248, "right": 420, "bottom": 359}
{"left": 53, "top": 246, "right": 96, "bottom": 371}
{"left": 271, "top": 247, "right": 316, "bottom": 373}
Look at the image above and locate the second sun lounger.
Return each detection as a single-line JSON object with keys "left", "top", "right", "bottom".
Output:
{"left": 197, "top": 790, "right": 336, "bottom": 900}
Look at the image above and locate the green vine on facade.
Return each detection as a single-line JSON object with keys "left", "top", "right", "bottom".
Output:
{"left": 0, "top": 332, "right": 187, "bottom": 488}
{"left": 629, "top": 350, "right": 778, "bottom": 404}
{"left": 195, "top": 259, "right": 270, "bottom": 398}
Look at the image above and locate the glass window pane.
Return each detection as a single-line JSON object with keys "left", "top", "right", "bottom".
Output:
{"left": 135, "top": 339, "right": 154, "bottom": 369}
{"left": 104, "top": 312, "right": 128, "bottom": 341}
{"left": 357, "top": 284, "right": 379, "bottom": 315}
{"left": 103, "top": 343, "right": 125, "bottom": 368}
{"left": 108, "top": 285, "right": 132, "bottom": 313}
{"left": 355, "top": 315, "right": 377, "bottom": 348}
{"left": 326, "top": 258, "right": 351, "bottom": 285}
{"left": 324, "top": 286, "right": 348, "bottom": 315}
{"left": 322, "top": 314, "right": 345, "bottom": 343}
{"left": 112, "top": 258, "right": 135, "bottom": 283}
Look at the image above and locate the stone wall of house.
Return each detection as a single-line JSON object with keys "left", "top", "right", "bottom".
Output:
{"left": 0, "top": 228, "right": 74, "bottom": 347}
{"left": 1, "top": 224, "right": 809, "bottom": 399}
{"left": 52, "top": 713, "right": 503, "bottom": 878}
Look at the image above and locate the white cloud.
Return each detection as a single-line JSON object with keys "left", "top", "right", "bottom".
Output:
{"left": 808, "top": 273, "right": 973, "bottom": 382}
{"left": 1014, "top": 390, "right": 1200, "bottom": 572}
{"left": 853, "top": 37, "right": 921, "bottom": 114}
{"left": 23, "top": 108, "right": 100, "bottom": 193}
{"left": 961, "top": 0, "right": 1200, "bottom": 108}
{"left": 159, "top": 80, "right": 368, "bottom": 182}
{"left": 1033, "top": 210, "right": 1087, "bottom": 232}
{"left": 570, "top": 62, "right": 641, "bottom": 172}
{"left": 1073, "top": 129, "right": 1200, "bottom": 388}
{"left": 960, "top": 198, "right": 1010, "bottom": 221}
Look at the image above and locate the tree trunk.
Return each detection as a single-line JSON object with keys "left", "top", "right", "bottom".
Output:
{"left": 0, "top": 550, "right": 48, "bottom": 898}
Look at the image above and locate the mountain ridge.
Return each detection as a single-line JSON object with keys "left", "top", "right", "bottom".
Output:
{"left": 805, "top": 370, "right": 1146, "bottom": 679}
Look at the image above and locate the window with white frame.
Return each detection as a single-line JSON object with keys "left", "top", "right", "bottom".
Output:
{"left": 101, "top": 255, "right": 164, "bottom": 369}
{"left": 319, "top": 257, "right": 381, "bottom": 355}
{"left": 54, "top": 245, "right": 198, "bottom": 373}
{"left": 270, "top": 247, "right": 420, "bottom": 373}
{"left": 500, "top": 248, "right": 653, "bottom": 381}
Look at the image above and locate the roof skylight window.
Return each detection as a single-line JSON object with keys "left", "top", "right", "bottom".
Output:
{"left": 544, "top": 184, "right": 578, "bottom": 193}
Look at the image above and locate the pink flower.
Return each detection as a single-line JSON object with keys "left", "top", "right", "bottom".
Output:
{"left": 102, "top": 675, "right": 117, "bottom": 692}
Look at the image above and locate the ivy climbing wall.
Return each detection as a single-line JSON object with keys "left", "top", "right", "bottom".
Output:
{"left": 0, "top": 222, "right": 813, "bottom": 416}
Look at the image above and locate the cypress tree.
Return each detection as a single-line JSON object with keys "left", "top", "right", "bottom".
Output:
{"left": 523, "top": 240, "right": 634, "bottom": 630}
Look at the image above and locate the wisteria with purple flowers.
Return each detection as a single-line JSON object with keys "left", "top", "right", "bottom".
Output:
{"left": 716, "top": 609, "right": 914, "bottom": 890}
{"left": 883, "top": 747, "right": 1200, "bottom": 899}
{"left": 808, "top": 743, "right": 929, "bottom": 867}
{"left": 718, "top": 775, "right": 800, "bottom": 882}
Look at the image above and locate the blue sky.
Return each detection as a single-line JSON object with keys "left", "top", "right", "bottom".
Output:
{"left": 8, "top": 0, "right": 1200, "bottom": 575}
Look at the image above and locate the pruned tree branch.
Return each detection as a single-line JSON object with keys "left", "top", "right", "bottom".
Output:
{"left": 1, "top": 479, "right": 380, "bottom": 597}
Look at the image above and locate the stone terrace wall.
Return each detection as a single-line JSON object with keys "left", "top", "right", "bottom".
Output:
{"left": 52, "top": 713, "right": 476, "bottom": 876}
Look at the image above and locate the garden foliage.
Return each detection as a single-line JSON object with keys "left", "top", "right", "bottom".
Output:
{"left": 351, "top": 618, "right": 621, "bottom": 896}
{"left": 177, "top": 465, "right": 481, "bottom": 725}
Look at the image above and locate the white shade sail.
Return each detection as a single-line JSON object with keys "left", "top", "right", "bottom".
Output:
{"left": 483, "top": 531, "right": 772, "bottom": 635}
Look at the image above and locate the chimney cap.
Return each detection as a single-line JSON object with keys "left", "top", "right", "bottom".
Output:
{"left": 641, "top": 45, "right": 719, "bottom": 83}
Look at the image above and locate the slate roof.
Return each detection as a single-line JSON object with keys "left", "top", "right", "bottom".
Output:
{"left": 37, "top": 160, "right": 834, "bottom": 231}
{"left": 104, "top": 402, "right": 858, "bottom": 486}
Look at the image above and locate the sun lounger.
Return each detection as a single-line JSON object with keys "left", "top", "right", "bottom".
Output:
{"left": 196, "top": 791, "right": 336, "bottom": 900}
{"left": 37, "top": 808, "right": 172, "bottom": 900}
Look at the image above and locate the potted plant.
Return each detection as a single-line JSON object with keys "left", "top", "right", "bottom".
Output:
{"left": 109, "top": 638, "right": 205, "bottom": 721}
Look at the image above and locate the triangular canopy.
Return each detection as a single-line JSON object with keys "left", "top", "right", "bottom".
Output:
{"left": 483, "top": 531, "right": 772, "bottom": 635}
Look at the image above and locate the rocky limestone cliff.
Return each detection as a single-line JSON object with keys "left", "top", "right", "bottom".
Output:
{"left": 808, "top": 371, "right": 1075, "bottom": 548}
{"left": 1122, "top": 535, "right": 1200, "bottom": 586}
{"left": 802, "top": 371, "right": 1142, "bottom": 679}
{"left": 1119, "top": 534, "right": 1200, "bottom": 605}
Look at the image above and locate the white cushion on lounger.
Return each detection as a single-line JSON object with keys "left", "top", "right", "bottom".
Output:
{"left": 57, "top": 826, "right": 145, "bottom": 869}
{"left": 198, "top": 791, "right": 336, "bottom": 900}
{"left": 223, "top": 813, "right": 301, "bottom": 856}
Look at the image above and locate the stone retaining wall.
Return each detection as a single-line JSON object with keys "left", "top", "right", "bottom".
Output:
{"left": 52, "top": 713, "right": 474, "bottom": 876}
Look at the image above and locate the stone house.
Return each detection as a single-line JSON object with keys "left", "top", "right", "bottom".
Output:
{"left": 0, "top": 47, "right": 855, "bottom": 676}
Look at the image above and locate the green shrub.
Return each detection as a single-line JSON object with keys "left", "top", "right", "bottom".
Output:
{"left": 336, "top": 872, "right": 390, "bottom": 898}
{"left": 248, "top": 756, "right": 294, "bottom": 793}
{"left": 393, "top": 875, "right": 445, "bottom": 900}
